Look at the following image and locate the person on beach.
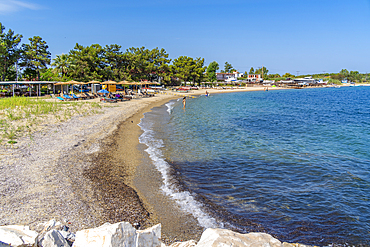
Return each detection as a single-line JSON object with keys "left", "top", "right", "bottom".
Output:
{"left": 182, "top": 97, "right": 186, "bottom": 108}
{"left": 206, "top": 91, "right": 209, "bottom": 96}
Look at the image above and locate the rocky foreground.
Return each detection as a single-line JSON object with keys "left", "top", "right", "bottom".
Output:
{"left": 0, "top": 220, "right": 313, "bottom": 247}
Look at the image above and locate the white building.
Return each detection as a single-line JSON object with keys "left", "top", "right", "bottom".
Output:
{"left": 247, "top": 74, "right": 263, "bottom": 83}
{"left": 216, "top": 71, "right": 244, "bottom": 82}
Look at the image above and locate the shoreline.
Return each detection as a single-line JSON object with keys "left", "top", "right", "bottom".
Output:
{"left": 0, "top": 94, "right": 177, "bottom": 233}
{"left": 0, "top": 86, "right": 330, "bottom": 244}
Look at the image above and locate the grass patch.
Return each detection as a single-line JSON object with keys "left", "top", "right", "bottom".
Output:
{"left": 0, "top": 97, "right": 106, "bottom": 146}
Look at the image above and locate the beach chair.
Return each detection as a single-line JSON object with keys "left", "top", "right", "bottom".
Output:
{"left": 118, "top": 93, "right": 132, "bottom": 100}
{"left": 77, "top": 93, "right": 88, "bottom": 100}
{"left": 100, "top": 97, "right": 117, "bottom": 103}
{"left": 56, "top": 97, "right": 65, "bottom": 101}
{"left": 84, "top": 93, "right": 95, "bottom": 99}
{"left": 71, "top": 93, "right": 81, "bottom": 100}
{"left": 62, "top": 94, "right": 76, "bottom": 101}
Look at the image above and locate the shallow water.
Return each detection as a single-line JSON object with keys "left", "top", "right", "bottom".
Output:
{"left": 139, "top": 87, "right": 370, "bottom": 246}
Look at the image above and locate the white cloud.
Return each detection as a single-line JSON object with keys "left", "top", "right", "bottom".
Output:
{"left": 0, "top": 0, "right": 42, "bottom": 14}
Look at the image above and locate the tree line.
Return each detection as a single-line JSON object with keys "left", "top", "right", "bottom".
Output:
{"left": 0, "top": 23, "right": 208, "bottom": 85}
{"left": 1, "top": 22, "right": 367, "bottom": 85}
{"left": 214, "top": 61, "right": 367, "bottom": 83}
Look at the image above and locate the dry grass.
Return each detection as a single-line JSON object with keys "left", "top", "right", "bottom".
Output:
{"left": 0, "top": 97, "right": 105, "bottom": 145}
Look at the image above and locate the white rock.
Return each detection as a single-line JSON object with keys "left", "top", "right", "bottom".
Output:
{"left": 0, "top": 225, "right": 38, "bottom": 247}
{"left": 0, "top": 241, "right": 11, "bottom": 247}
{"left": 58, "top": 230, "right": 75, "bottom": 242}
{"left": 39, "top": 229, "right": 70, "bottom": 247}
{"left": 169, "top": 240, "right": 197, "bottom": 247}
{"left": 196, "top": 228, "right": 282, "bottom": 247}
{"left": 136, "top": 224, "right": 161, "bottom": 247}
{"left": 73, "top": 222, "right": 137, "bottom": 247}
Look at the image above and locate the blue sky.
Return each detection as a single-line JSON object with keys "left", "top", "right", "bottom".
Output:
{"left": 1, "top": 0, "right": 369, "bottom": 75}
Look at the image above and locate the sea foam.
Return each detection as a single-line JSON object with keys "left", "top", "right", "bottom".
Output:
{"left": 165, "top": 101, "right": 175, "bottom": 115}
{"left": 138, "top": 111, "right": 221, "bottom": 229}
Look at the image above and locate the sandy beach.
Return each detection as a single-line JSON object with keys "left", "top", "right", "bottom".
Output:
{"left": 0, "top": 86, "right": 287, "bottom": 243}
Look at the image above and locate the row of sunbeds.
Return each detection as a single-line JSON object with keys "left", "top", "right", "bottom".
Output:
{"left": 53, "top": 90, "right": 156, "bottom": 103}
{"left": 100, "top": 93, "right": 134, "bottom": 103}
{"left": 53, "top": 92, "right": 132, "bottom": 102}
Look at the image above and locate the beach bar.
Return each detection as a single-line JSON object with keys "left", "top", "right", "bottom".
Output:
{"left": 0, "top": 81, "right": 59, "bottom": 97}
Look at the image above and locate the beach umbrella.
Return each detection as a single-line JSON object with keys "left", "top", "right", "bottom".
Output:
{"left": 100, "top": 80, "right": 117, "bottom": 84}
{"left": 78, "top": 82, "right": 89, "bottom": 93}
{"left": 97, "top": 89, "right": 109, "bottom": 94}
{"left": 130, "top": 81, "right": 143, "bottom": 92}
{"left": 88, "top": 80, "right": 101, "bottom": 84}
{"left": 54, "top": 81, "right": 70, "bottom": 94}
{"left": 100, "top": 81, "right": 117, "bottom": 92}
{"left": 98, "top": 89, "right": 109, "bottom": 93}
{"left": 118, "top": 80, "right": 132, "bottom": 85}
{"left": 117, "top": 81, "right": 134, "bottom": 94}
{"left": 65, "top": 80, "right": 81, "bottom": 94}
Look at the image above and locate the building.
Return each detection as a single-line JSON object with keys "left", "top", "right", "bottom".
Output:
{"left": 247, "top": 74, "right": 262, "bottom": 83}
{"left": 216, "top": 71, "right": 243, "bottom": 82}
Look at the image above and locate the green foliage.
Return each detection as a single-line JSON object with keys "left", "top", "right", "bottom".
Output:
{"left": 255, "top": 67, "right": 269, "bottom": 78}
{"left": 206, "top": 61, "right": 219, "bottom": 82}
{"left": 340, "top": 69, "right": 349, "bottom": 77}
{"left": 328, "top": 78, "right": 341, "bottom": 84}
{"left": 249, "top": 67, "right": 255, "bottom": 74}
{"left": 283, "top": 73, "right": 295, "bottom": 78}
{"left": 64, "top": 44, "right": 172, "bottom": 83}
{"left": 267, "top": 73, "right": 281, "bottom": 79}
{"left": 104, "top": 44, "right": 125, "bottom": 81}
{"left": 0, "top": 96, "right": 106, "bottom": 145}
{"left": 125, "top": 46, "right": 171, "bottom": 82}
{"left": 330, "top": 69, "right": 361, "bottom": 82}
{"left": 0, "top": 22, "right": 23, "bottom": 81}
{"left": 40, "top": 68, "right": 62, "bottom": 81}
{"left": 348, "top": 70, "right": 360, "bottom": 82}
{"left": 21, "top": 36, "right": 51, "bottom": 80}
{"left": 331, "top": 73, "right": 344, "bottom": 81}
{"left": 52, "top": 53, "right": 72, "bottom": 78}
{"left": 68, "top": 43, "right": 105, "bottom": 82}
{"left": 171, "top": 56, "right": 206, "bottom": 85}
{"left": 22, "top": 68, "right": 37, "bottom": 81}
{"left": 221, "top": 62, "right": 234, "bottom": 73}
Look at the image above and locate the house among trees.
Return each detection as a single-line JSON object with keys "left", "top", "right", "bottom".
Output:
{"left": 247, "top": 74, "right": 263, "bottom": 83}
{"left": 216, "top": 71, "right": 243, "bottom": 82}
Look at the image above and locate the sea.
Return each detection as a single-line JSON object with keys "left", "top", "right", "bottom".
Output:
{"left": 138, "top": 87, "right": 370, "bottom": 246}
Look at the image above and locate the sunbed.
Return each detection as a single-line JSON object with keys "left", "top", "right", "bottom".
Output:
{"left": 76, "top": 94, "right": 88, "bottom": 100}
{"left": 62, "top": 94, "right": 77, "bottom": 101}
{"left": 100, "top": 97, "right": 117, "bottom": 103}
{"left": 71, "top": 94, "right": 81, "bottom": 100}
{"left": 84, "top": 93, "right": 95, "bottom": 99}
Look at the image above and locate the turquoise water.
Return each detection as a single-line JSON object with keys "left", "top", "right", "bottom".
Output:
{"left": 139, "top": 87, "right": 370, "bottom": 246}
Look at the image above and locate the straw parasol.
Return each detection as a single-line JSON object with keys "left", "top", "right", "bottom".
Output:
{"left": 66, "top": 80, "right": 81, "bottom": 94}
{"left": 100, "top": 80, "right": 117, "bottom": 84}
{"left": 54, "top": 81, "right": 69, "bottom": 85}
{"left": 87, "top": 80, "right": 101, "bottom": 93}
{"left": 100, "top": 81, "right": 117, "bottom": 93}
{"left": 118, "top": 80, "right": 132, "bottom": 85}
{"left": 88, "top": 80, "right": 101, "bottom": 84}
{"left": 67, "top": 80, "right": 81, "bottom": 85}
{"left": 77, "top": 81, "right": 89, "bottom": 93}
{"left": 54, "top": 81, "right": 71, "bottom": 94}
